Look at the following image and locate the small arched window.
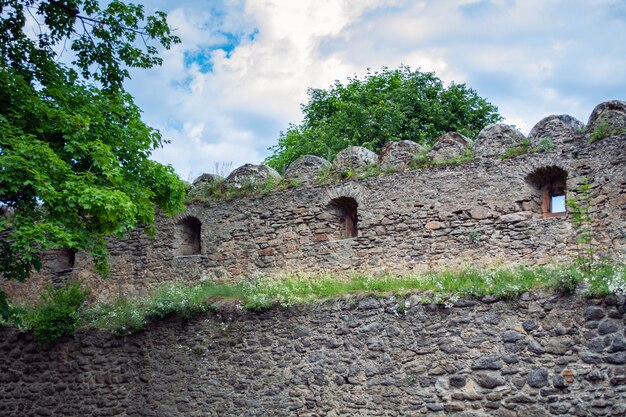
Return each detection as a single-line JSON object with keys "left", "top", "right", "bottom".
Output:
{"left": 51, "top": 248, "right": 76, "bottom": 272}
{"left": 525, "top": 166, "right": 568, "bottom": 218}
{"left": 329, "top": 197, "right": 358, "bottom": 239}
{"left": 176, "top": 216, "right": 202, "bottom": 255}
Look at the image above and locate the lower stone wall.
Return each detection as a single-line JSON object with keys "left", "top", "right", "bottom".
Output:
{"left": 1, "top": 294, "right": 625, "bottom": 416}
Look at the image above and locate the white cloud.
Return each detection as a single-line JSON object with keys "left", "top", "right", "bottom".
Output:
{"left": 125, "top": 0, "right": 626, "bottom": 176}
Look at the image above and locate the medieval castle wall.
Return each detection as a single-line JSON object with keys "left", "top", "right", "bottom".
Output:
{"left": 3, "top": 102, "right": 626, "bottom": 302}
{"left": 0, "top": 103, "right": 625, "bottom": 417}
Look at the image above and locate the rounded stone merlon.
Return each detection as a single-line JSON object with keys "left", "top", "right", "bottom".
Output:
{"left": 284, "top": 155, "right": 330, "bottom": 185}
{"left": 331, "top": 146, "right": 378, "bottom": 173}
{"left": 586, "top": 100, "right": 626, "bottom": 135}
{"left": 192, "top": 173, "right": 224, "bottom": 186}
{"left": 378, "top": 140, "right": 424, "bottom": 170}
{"left": 224, "top": 164, "right": 281, "bottom": 189}
{"left": 186, "top": 174, "right": 226, "bottom": 199}
{"left": 427, "top": 132, "right": 470, "bottom": 161}
{"left": 527, "top": 114, "right": 585, "bottom": 146}
{"left": 473, "top": 123, "right": 526, "bottom": 158}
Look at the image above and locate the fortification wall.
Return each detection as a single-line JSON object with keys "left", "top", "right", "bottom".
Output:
{"left": 3, "top": 99, "right": 626, "bottom": 302}
{"left": 1, "top": 294, "right": 625, "bottom": 416}
{"left": 3, "top": 134, "right": 625, "bottom": 302}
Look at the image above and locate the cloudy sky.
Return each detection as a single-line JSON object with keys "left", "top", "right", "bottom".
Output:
{"left": 124, "top": 0, "right": 626, "bottom": 180}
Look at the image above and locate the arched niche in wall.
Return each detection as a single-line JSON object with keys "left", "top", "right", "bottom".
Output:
{"left": 47, "top": 248, "right": 77, "bottom": 273}
{"left": 176, "top": 216, "right": 202, "bottom": 255}
{"left": 525, "top": 166, "right": 568, "bottom": 218}
{"left": 329, "top": 197, "right": 358, "bottom": 239}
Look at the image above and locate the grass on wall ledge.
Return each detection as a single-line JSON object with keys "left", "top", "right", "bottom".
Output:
{"left": 3, "top": 261, "right": 625, "bottom": 345}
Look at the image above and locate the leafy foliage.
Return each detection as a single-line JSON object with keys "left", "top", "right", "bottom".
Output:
{"left": 79, "top": 296, "right": 146, "bottom": 337}
{"left": 265, "top": 66, "right": 502, "bottom": 172}
{"left": 0, "top": 0, "right": 185, "bottom": 315}
{"left": 588, "top": 121, "right": 611, "bottom": 143}
{"left": 19, "top": 282, "right": 89, "bottom": 345}
{"left": 536, "top": 136, "right": 555, "bottom": 152}
{"left": 549, "top": 268, "right": 581, "bottom": 294}
{"left": 567, "top": 177, "right": 594, "bottom": 274}
{"left": 10, "top": 261, "right": 625, "bottom": 339}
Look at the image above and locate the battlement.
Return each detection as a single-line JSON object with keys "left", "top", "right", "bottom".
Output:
{"left": 3, "top": 101, "right": 625, "bottom": 302}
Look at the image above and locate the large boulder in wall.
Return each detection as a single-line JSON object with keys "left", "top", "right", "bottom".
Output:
{"left": 427, "top": 132, "right": 470, "bottom": 161}
{"left": 379, "top": 140, "right": 424, "bottom": 170}
{"left": 474, "top": 124, "right": 526, "bottom": 158}
{"left": 586, "top": 100, "right": 626, "bottom": 137}
{"left": 331, "top": 146, "right": 378, "bottom": 173}
{"left": 284, "top": 155, "right": 330, "bottom": 185}
{"left": 224, "top": 164, "right": 281, "bottom": 188}
{"left": 528, "top": 115, "right": 584, "bottom": 146}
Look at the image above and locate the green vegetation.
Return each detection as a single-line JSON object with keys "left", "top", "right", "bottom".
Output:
{"left": 467, "top": 229, "right": 481, "bottom": 245}
{"left": 0, "top": 0, "right": 186, "bottom": 317}
{"left": 587, "top": 121, "right": 625, "bottom": 143}
{"left": 500, "top": 136, "right": 560, "bottom": 160}
{"left": 412, "top": 147, "right": 475, "bottom": 168}
{"left": 567, "top": 177, "right": 595, "bottom": 274}
{"left": 500, "top": 139, "right": 532, "bottom": 159}
{"left": 265, "top": 65, "right": 502, "bottom": 172}
{"left": 536, "top": 136, "right": 556, "bottom": 152}
{"left": 185, "top": 176, "right": 302, "bottom": 203}
{"left": 7, "top": 262, "right": 625, "bottom": 344}
{"left": 16, "top": 283, "right": 89, "bottom": 346}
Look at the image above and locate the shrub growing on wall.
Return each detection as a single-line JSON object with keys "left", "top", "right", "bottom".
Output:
{"left": 265, "top": 65, "right": 502, "bottom": 172}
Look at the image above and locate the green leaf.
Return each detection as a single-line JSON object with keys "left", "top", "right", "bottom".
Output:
{"left": 265, "top": 65, "right": 502, "bottom": 172}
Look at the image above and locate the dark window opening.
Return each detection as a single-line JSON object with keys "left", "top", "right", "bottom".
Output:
{"left": 330, "top": 197, "right": 358, "bottom": 239}
{"left": 525, "top": 166, "right": 568, "bottom": 218}
{"left": 50, "top": 248, "right": 76, "bottom": 273}
{"left": 177, "top": 216, "right": 202, "bottom": 255}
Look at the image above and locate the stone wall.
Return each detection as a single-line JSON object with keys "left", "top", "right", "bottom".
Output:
{"left": 4, "top": 133, "right": 625, "bottom": 303}
{"left": 1, "top": 294, "right": 625, "bottom": 416}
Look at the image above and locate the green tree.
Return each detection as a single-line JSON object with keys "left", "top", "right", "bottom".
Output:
{"left": 0, "top": 0, "right": 186, "bottom": 319}
{"left": 265, "top": 66, "right": 502, "bottom": 172}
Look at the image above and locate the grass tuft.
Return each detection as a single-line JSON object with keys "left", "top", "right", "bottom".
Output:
{"left": 500, "top": 139, "right": 531, "bottom": 159}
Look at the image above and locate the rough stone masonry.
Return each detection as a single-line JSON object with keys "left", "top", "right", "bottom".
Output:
{"left": 0, "top": 293, "right": 624, "bottom": 416}
{"left": 4, "top": 101, "right": 624, "bottom": 302}
{"left": 0, "top": 102, "right": 625, "bottom": 417}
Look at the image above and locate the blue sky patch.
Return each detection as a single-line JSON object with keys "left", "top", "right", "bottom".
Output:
{"left": 183, "top": 48, "right": 215, "bottom": 73}
{"left": 183, "top": 29, "right": 259, "bottom": 73}
{"left": 170, "top": 75, "right": 195, "bottom": 92}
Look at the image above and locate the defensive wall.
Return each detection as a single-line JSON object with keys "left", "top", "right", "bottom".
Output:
{"left": 0, "top": 102, "right": 625, "bottom": 417}
{"left": 1, "top": 293, "right": 625, "bottom": 416}
{"left": 2, "top": 101, "right": 626, "bottom": 302}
